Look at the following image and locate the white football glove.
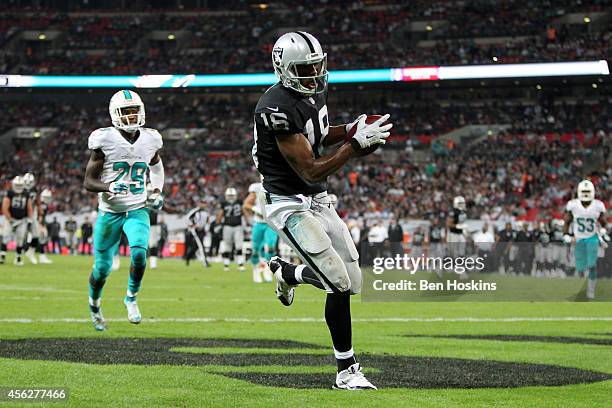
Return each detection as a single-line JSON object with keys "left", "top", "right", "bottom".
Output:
{"left": 146, "top": 191, "right": 164, "bottom": 210}
{"left": 345, "top": 115, "right": 363, "bottom": 135}
{"left": 563, "top": 234, "right": 572, "bottom": 245}
{"left": 108, "top": 181, "right": 129, "bottom": 195}
{"left": 351, "top": 114, "right": 393, "bottom": 149}
{"left": 600, "top": 227, "right": 610, "bottom": 242}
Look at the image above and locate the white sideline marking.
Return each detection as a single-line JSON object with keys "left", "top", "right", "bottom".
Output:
{"left": 0, "top": 285, "right": 79, "bottom": 293}
{"left": 0, "top": 317, "right": 610, "bottom": 324}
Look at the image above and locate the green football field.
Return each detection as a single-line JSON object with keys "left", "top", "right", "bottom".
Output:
{"left": 0, "top": 255, "right": 610, "bottom": 407}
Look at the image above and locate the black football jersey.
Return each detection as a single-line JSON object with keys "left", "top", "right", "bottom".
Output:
{"left": 550, "top": 229, "right": 564, "bottom": 243}
{"left": 498, "top": 229, "right": 516, "bottom": 242}
{"left": 412, "top": 231, "right": 424, "bottom": 245}
{"left": 221, "top": 200, "right": 242, "bottom": 227}
{"left": 429, "top": 225, "right": 443, "bottom": 243}
{"left": 253, "top": 83, "right": 329, "bottom": 196}
{"left": 65, "top": 220, "right": 77, "bottom": 233}
{"left": 534, "top": 230, "right": 550, "bottom": 244}
{"left": 7, "top": 190, "right": 29, "bottom": 219}
{"left": 449, "top": 209, "right": 467, "bottom": 234}
{"left": 27, "top": 188, "right": 37, "bottom": 203}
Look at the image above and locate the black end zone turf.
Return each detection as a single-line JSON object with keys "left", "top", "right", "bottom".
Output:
{"left": 0, "top": 338, "right": 610, "bottom": 389}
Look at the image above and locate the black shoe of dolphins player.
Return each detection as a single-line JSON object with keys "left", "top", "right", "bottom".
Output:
{"left": 269, "top": 256, "right": 296, "bottom": 306}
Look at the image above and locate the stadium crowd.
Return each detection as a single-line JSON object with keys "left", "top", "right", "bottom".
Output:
{"left": 0, "top": 95, "right": 608, "bottom": 223}
{"left": 1, "top": 1, "right": 608, "bottom": 74}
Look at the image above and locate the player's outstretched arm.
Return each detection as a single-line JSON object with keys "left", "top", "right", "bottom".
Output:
{"left": 277, "top": 132, "right": 357, "bottom": 184}
{"left": 243, "top": 193, "right": 256, "bottom": 218}
{"left": 83, "top": 149, "right": 111, "bottom": 193}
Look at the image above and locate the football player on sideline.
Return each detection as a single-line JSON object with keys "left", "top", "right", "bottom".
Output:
{"left": 243, "top": 181, "right": 277, "bottom": 283}
{"left": 216, "top": 187, "right": 245, "bottom": 271}
{"left": 563, "top": 180, "right": 609, "bottom": 299}
{"left": 252, "top": 32, "right": 392, "bottom": 390}
{"left": 83, "top": 90, "right": 164, "bottom": 331}
{"left": 23, "top": 173, "right": 44, "bottom": 264}
{"left": 1, "top": 176, "right": 33, "bottom": 265}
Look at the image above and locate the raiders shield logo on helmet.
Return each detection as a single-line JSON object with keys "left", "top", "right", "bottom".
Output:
{"left": 272, "top": 48, "right": 284, "bottom": 66}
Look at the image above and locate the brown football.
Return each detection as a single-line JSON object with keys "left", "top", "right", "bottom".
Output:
{"left": 344, "top": 114, "right": 386, "bottom": 157}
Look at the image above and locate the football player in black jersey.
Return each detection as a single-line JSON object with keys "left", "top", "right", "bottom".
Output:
{"left": 1, "top": 176, "right": 33, "bottom": 266}
{"left": 253, "top": 32, "right": 392, "bottom": 390}
{"left": 446, "top": 195, "right": 468, "bottom": 272}
{"left": 216, "top": 187, "right": 245, "bottom": 271}
{"left": 22, "top": 173, "right": 42, "bottom": 264}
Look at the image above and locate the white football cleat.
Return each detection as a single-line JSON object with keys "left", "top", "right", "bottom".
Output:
{"left": 333, "top": 363, "right": 377, "bottom": 390}
{"left": 112, "top": 255, "right": 120, "bottom": 271}
{"left": 14, "top": 256, "right": 24, "bottom": 266}
{"left": 252, "top": 266, "right": 263, "bottom": 283}
{"left": 25, "top": 248, "right": 38, "bottom": 264}
{"left": 90, "top": 309, "right": 107, "bottom": 332}
{"left": 269, "top": 256, "right": 295, "bottom": 306}
{"left": 124, "top": 297, "right": 142, "bottom": 324}
{"left": 262, "top": 265, "right": 273, "bottom": 283}
{"left": 587, "top": 279, "right": 596, "bottom": 300}
{"left": 39, "top": 254, "right": 53, "bottom": 264}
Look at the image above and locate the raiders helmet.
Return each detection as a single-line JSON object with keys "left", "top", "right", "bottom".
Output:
{"left": 225, "top": 187, "right": 238, "bottom": 201}
{"left": 23, "top": 172, "right": 35, "bottom": 190}
{"left": 272, "top": 32, "right": 328, "bottom": 96}
{"left": 453, "top": 195, "right": 466, "bottom": 211}
{"left": 11, "top": 176, "right": 25, "bottom": 194}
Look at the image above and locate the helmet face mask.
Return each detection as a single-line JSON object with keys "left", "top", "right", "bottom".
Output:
{"left": 272, "top": 32, "right": 328, "bottom": 96}
{"left": 12, "top": 176, "right": 25, "bottom": 194}
{"left": 109, "top": 90, "right": 145, "bottom": 133}
{"left": 283, "top": 56, "right": 328, "bottom": 96}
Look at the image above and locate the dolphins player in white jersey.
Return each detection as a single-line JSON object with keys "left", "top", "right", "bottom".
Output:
{"left": 83, "top": 90, "right": 164, "bottom": 331}
{"left": 563, "top": 179, "right": 609, "bottom": 300}
{"left": 243, "top": 181, "right": 277, "bottom": 283}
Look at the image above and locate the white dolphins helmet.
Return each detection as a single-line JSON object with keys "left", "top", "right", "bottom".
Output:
{"left": 11, "top": 176, "right": 25, "bottom": 194}
{"left": 453, "top": 195, "right": 466, "bottom": 211}
{"left": 23, "top": 172, "right": 35, "bottom": 190}
{"left": 225, "top": 187, "right": 237, "bottom": 201}
{"left": 272, "top": 31, "right": 328, "bottom": 96}
{"left": 577, "top": 179, "right": 595, "bottom": 202}
{"left": 40, "top": 189, "right": 52, "bottom": 204}
{"left": 109, "top": 90, "right": 145, "bottom": 133}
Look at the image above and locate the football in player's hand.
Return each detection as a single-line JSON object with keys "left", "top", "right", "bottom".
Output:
{"left": 344, "top": 114, "right": 387, "bottom": 157}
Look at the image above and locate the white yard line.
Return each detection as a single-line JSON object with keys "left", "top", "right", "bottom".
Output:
{"left": 0, "top": 317, "right": 610, "bottom": 324}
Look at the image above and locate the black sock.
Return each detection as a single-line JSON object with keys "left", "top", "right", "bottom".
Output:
{"left": 325, "top": 292, "right": 356, "bottom": 372}
{"left": 281, "top": 262, "right": 299, "bottom": 285}
{"left": 281, "top": 263, "right": 325, "bottom": 289}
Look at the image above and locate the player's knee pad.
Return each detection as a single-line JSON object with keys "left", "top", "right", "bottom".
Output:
{"left": 286, "top": 212, "right": 351, "bottom": 292}
{"left": 130, "top": 246, "right": 147, "bottom": 267}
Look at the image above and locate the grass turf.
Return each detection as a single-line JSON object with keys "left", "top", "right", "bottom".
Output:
{"left": 0, "top": 255, "right": 610, "bottom": 407}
